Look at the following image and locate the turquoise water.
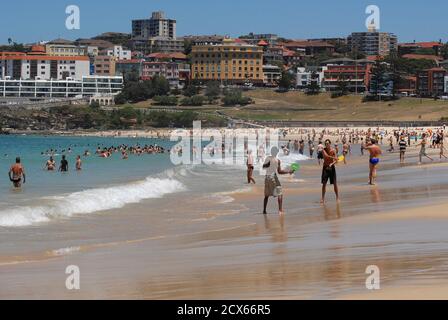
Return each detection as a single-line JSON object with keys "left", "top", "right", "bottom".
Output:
{"left": 0, "top": 135, "right": 180, "bottom": 227}
{"left": 0, "top": 135, "right": 310, "bottom": 228}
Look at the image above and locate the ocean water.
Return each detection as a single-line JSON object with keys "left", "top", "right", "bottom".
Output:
{"left": 0, "top": 135, "right": 309, "bottom": 228}
{"left": 0, "top": 135, "right": 182, "bottom": 227}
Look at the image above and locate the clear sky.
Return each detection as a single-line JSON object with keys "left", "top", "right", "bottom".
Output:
{"left": 1, "top": 0, "right": 447, "bottom": 44}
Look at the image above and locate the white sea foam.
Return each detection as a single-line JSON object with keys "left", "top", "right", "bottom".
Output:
{"left": 0, "top": 177, "right": 185, "bottom": 227}
{"left": 51, "top": 246, "right": 81, "bottom": 256}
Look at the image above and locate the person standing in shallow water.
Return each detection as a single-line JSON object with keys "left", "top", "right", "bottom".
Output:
{"left": 76, "top": 155, "right": 82, "bottom": 171}
{"left": 321, "top": 140, "right": 339, "bottom": 204}
{"left": 262, "top": 147, "right": 293, "bottom": 215}
{"left": 59, "top": 155, "right": 69, "bottom": 172}
{"left": 9, "top": 157, "right": 26, "bottom": 188}
{"left": 246, "top": 150, "right": 256, "bottom": 184}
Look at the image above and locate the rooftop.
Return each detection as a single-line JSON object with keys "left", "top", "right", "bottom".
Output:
{"left": 402, "top": 54, "right": 443, "bottom": 61}
{"left": 399, "top": 41, "right": 443, "bottom": 48}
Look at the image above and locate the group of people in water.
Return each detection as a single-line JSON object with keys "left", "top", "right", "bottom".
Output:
{"left": 7, "top": 142, "right": 167, "bottom": 189}
{"left": 249, "top": 127, "right": 446, "bottom": 215}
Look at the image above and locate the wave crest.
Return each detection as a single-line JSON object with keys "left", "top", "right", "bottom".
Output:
{"left": 0, "top": 177, "right": 185, "bottom": 227}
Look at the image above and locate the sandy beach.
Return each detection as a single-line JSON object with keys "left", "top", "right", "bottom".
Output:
{"left": 2, "top": 126, "right": 448, "bottom": 300}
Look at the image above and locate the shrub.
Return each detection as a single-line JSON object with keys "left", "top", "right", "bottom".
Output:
{"left": 180, "top": 95, "right": 206, "bottom": 106}
{"left": 222, "top": 89, "right": 252, "bottom": 106}
{"left": 152, "top": 95, "right": 178, "bottom": 106}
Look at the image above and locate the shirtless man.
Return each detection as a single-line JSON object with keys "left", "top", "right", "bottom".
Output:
{"left": 75, "top": 155, "right": 82, "bottom": 171}
{"left": 321, "top": 140, "right": 340, "bottom": 204}
{"left": 9, "top": 157, "right": 26, "bottom": 188}
{"left": 364, "top": 139, "right": 382, "bottom": 185}
{"left": 45, "top": 156, "right": 56, "bottom": 171}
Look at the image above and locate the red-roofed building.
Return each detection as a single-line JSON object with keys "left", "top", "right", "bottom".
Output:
{"left": 142, "top": 61, "right": 181, "bottom": 88}
{"left": 323, "top": 64, "right": 373, "bottom": 93}
{"left": 146, "top": 52, "right": 187, "bottom": 62}
{"left": 399, "top": 42, "right": 443, "bottom": 56}
{"left": 282, "top": 48, "right": 304, "bottom": 66}
{"left": 281, "top": 40, "right": 334, "bottom": 56}
{"left": 402, "top": 54, "right": 443, "bottom": 62}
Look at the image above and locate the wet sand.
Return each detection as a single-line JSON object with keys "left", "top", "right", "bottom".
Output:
{"left": 2, "top": 142, "right": 448, "bottom": 299}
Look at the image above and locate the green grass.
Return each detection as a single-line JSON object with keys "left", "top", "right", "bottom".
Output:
{"left": 117, "top": 89, "right": 448, "bottom": 122}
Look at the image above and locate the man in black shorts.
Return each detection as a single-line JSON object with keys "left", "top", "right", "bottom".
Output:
{"left": 321, "top": 139, "right": 339, "bottom": 204}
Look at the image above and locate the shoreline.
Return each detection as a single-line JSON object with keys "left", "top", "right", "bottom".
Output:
{"left": 2, "top": 129, "right": 448, "bottom": 299}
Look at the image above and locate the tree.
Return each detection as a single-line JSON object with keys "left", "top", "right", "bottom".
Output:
{"left": 184, "top": 39, "right": 193, "bottom": 56}
{"left": 183, "top": 84, "right": 200, "bottom": 97}
{"left": 89, "top": 101, "right": 101, "bottom": 110}
{"left": 305, "top": 72, "right": 320, "bottom": 95}
{"left": 278, "top": 71, "right": 295, "bottom": 92}
{"left": 332, "top": 77, "right": 349, "bottom": 98}
{"left": 370, "top": 58, "right": 389, "bottom": 97}
{"left": 151, "top": 75, "right": 170, "bottom": 96}
{"left": 205, "top": 81, "right": 221, "bottom": 103}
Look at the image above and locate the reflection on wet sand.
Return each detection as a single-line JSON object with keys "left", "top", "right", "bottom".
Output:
{"left": 3, "top": 143, "right": 448, "bottom": 299}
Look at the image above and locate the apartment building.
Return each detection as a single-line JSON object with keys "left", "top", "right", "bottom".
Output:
{"left": 296, "top": 66, "right": 328, "bottom": 89}
{"left": 106, "top": 45, "right": 132, "bottom": 61}
{"left": 141, "top": 61, "right": 180, "bottom": 88}
{"left": 348, "top": 30, "right": 398, "bottom": 56}
{"left": 281, "top": 40, "right": 334, "bottom": 56}
{"left": 0, "top": 76, "right": 123, "bottom": 98}
{"left": 239, "top": 33, "right": 279, "bottom": 46}
{"left": 115, "top": 59, "right": 144, "bottom": 78}
{"left": 183, "top": 35, "right": 225, "bottom": 46}
{"left": 132, "top": 37, "right": 185, "bottom": 54}
{"left": 417, "top": 68, "right": 447, "bottom": 97}
{"left": 322, "top": 64, "right": 373, "bottom": 92}
{"left": 0, "top": 49, "right": 90, "bottom": 81}
{"left": 45, "top": 38, "right": 87, "bottom": 56}
{"left": 263, "top": 46, "right": 284, "bottom": 66}
{"left": 93, "top": 55, "right": 116, "bottom": 76}
{"left": 263, "top": 65, "right": 281, "bottom": 86}
{"left": 132, "top": 11, "right": 177, "bottom": 40}
{"left": 191, "top": 39, "right": 264, "bottom": 84}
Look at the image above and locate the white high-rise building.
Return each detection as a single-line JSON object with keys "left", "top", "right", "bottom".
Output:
{"left": 0, "top": 52, "right": 90, "bottom": 81}
{"left": 106, "top": 46, "right": 132, "bottom": 61}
